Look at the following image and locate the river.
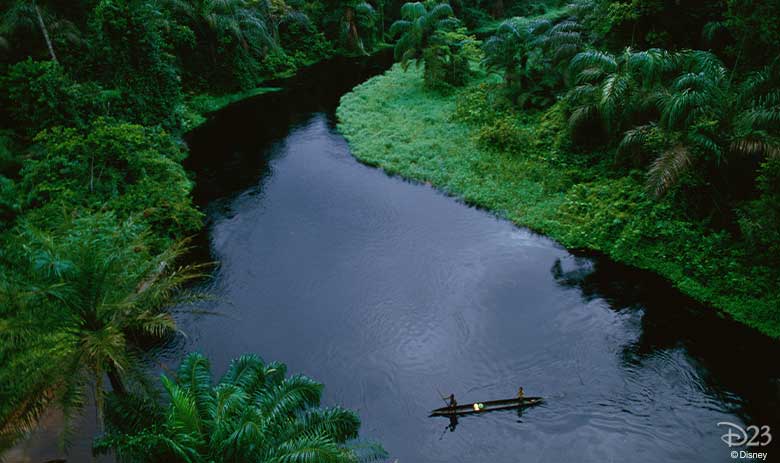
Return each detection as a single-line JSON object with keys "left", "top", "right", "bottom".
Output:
{"left": 13, "top": 53, "right": 778, "bottom": 463}
{"left": 178, "top": 54, "right": 780, "bottom": 463}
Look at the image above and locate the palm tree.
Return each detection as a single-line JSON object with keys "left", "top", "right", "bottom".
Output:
{"left": 337, "top": 0, "right": 378, "bottom": 54}
{"left": 643, "top": 50, "right": 729, "bottom": 195}
{"left": 530, "top": 19, "right": 585, "bottom": 73}
{"left": 0, "top": 213, "right": 206, "bottom": 440}
{"left": 567, "top": 47, "right": 672, "bottom": 138}
{"left": 481, "top": 17, "right": 532, "bottom": 89}
{"left": 163, "top": 0, "right": 276, "bottom": 64}
{"left": 266, "top": 0, "right": 311, "bottom": 45}
{"left": 388, "top": 1, "right": 458, "bottom": 68}
{"left": 482, "top": 16, "right": 584, "bottom": 104}
{"left": 0, "top": 273, "right": 76, "bottom": 452}
{"left": 94, "top": 352, "right": 387, "bottom": 463}
{"left": 731, "top": 56, "right": 780, "bottom": 160}
{"left": 0, "top": 0, "right": 81, "bottom": 63}
{"left": 569, "top": 47, "right": 779, "bottom": 197}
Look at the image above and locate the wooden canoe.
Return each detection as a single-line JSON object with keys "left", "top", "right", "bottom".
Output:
{"left": 430, "top": 397, "right": 543, "bottom": 416}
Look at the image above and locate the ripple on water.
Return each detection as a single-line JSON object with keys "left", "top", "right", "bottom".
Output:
{"left": 176, "top": 110, "right": 779, "bottom": 463}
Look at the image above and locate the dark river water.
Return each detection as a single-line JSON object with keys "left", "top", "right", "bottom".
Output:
{"left": 177, "top": 55, "right": 780, "bottom": 463}
{"left": 14, "top": 53, "right": 779, "bottom": 463}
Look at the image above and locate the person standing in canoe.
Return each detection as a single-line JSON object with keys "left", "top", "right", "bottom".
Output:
{"left": 517, "top": 387, "right": 524, "bottom": 399}
{"left": 448, "top": 393, "right": 457, "bottom": 410}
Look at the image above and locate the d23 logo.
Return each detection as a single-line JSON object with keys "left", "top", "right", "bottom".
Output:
{"left": 718, "top": 422, "right": 772, "bottom": 447}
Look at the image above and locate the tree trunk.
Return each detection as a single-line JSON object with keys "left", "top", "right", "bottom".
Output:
{"left": 107, "top": 366, "right": 127, "bottom": 396}
{"left": 33, "top": 1, "right": 58, "bottom": 63}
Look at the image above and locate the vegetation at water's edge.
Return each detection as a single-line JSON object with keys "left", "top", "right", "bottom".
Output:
{"left": 0, "top": 0, "right": 395, "bottom": 455}
{"left": 182, "top": 87, "right": 283, "bottom": 131}
{"left": 337, "top": 62, "right": 780, "bottom": 338}
{"left": 93, "top": 352, "right": 387, "bottom": 462}
{"left": 2, "top": 0, "right": 779, "bottom": 458}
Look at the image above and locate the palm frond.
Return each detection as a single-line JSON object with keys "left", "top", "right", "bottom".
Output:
{"left": 346, "top": 440, "right": 389, "bottom": 462}
{"left": 627, "top": 48, "right": 670, "bottom": 85}
{"left": 731, "top": 136, "right": 780, "bottom": 159}
{"left": 161, "top": 376, "right": 204, "bottom": 438}
{"left": 270, "top": 433, "right": 347, "bottom": 463}
{"left": 570, "top": 50, "right": 617, "bottom": 76}
{"left": 256, "top": 375, "right": 323, "bottom": 426}
{"left": 528, "top": 18, "right": 552, "bottom": 35}
{"left": 388, "top": 19, "right": 411, "bottom": 37}
{"left": 617, "top": 124, "right": 654, "bottom": 158}
{"left": 599, "top": 72, "right": 631, "bottom": 124}
{"left": 220, "top": 353, "right": 266, "bottom": 394}
{"left": 302, "top": 408, "right": 360, "bottom": 442}
{"left": 399, "top": 2, "right": 426, "bottom": 20}
{"left": 176, "top": 352, "right": 215, "bottom": 420}
{"left": 647, "top": 144, "right": 692, "bottom": 197}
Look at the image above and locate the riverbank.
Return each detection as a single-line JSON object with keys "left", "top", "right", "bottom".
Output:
{"left": 182, "top": 87, "right": 283, "bottom": 131}
{"left": 182, "top": 47, "right": 393, "bottom": 132}
{"left": 337, "top": 64, "right": 780, "bottom": 338}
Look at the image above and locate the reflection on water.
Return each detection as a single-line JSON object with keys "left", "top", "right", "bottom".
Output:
{"left": 11, "top": 51, "right": 779, "bottom": 463}
{"left": 175, "top": 59, "right": 780, "bottom": 463}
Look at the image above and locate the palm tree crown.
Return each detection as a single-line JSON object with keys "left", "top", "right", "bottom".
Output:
{"left": 94, "top": 352, "right": 387, "bottom": 463}
{"left": 388, "top": 1, "right": 458, "bottom": 68}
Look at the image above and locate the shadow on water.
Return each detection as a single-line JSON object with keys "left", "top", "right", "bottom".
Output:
{"left": 552, "top": 254, "right": 780, "bottom": 453}
{"left": 184, "top": 50, "right": 393, "bottom": 206}
{"left": 173, "top": 49, "right": 780, "bottom": 461}
{"left": 8, "top": 51, "right": 394, "bottom": 463}
{"left": 18, "top": 46, "right": 777, "bottom": 462}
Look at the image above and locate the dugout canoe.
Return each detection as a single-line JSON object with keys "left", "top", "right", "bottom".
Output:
{"left": 430, "top": 397, "right": 543, "bottom": 416}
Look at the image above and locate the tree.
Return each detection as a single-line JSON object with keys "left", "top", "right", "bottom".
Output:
{"left": 482, "top": 16, "right": 585, "bottom": 105}
{"left": 94, "top": 352, "right": 387, "bottom": 463}
{"left": 567, "top": 47, "right": 672, "bottom": 140}
{"left": 568, "top": 45, "right": 780, "bottom": 199}
{"left": 20, "top": 118, "right": 203, "bottom": 241}
{"left": 338, "top": 0, "right": 378, "bottom": 54}
{"left": 87, "top": 0, "right": 183, "bottom": 128}
{"left": 389, "top": 2, "right": 458, "bottom": 67}
{"left": 0, "top": 213, "right": 207, "bottom": 441}
{"left": 422, "top": 27, "right": 477, "bottom": 89}
{"left": 0, "top": 0, "right": 81, "bottom": 63}
{"left": 481, "top": 17, "right": 532, "bottom": 90}
{"left": 162, "top": 0, "right": 276, "bottom": 65}
{"left": 390, "top": 2, "right": 473, "bottom": 88}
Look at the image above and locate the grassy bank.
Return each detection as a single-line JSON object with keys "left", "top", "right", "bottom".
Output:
{"left": 337, "top": 64, "right": 780, "bottom": 338}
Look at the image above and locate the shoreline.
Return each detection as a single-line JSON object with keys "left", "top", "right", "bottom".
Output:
{"left": 182, "top": 46, "right": 394, "bottom": 133}
{"left": 336, "top": 64, "right": 780, "bottom": 339}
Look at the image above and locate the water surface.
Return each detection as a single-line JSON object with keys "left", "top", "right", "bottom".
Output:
{"left": 179, "top": 56, "right": 780, "bottom": 463}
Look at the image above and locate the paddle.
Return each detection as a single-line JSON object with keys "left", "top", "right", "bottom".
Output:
{"left": 436, "top": 387, "right": 450, "bottom": 407}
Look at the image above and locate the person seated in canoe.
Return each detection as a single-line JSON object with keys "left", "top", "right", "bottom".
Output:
{"left": 517, "top": 387, "right": 524, "bottom": 399}
{"left": 448, "top": 393, "right": 457, "bottom": 409}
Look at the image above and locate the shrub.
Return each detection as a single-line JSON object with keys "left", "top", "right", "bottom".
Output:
{"left": 0, "top": 59, "right": 117, "bottom": 137}
{"left": 88, "top": 0, "right": 183, "bottom": 128}
{"left": 738, "top": 157, "right": 780, "bottom": 264}
{"left": 423, "top": 29, "right": 479, "bottom": 90}
{"left": 20, "top": 118, "right": 202, "bottom": 241}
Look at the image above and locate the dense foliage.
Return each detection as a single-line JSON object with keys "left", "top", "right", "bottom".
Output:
{"left": 0, "top": 0, "right": 405, "bottom": 455}
{"left": 0, "top": 213, "right": 205, "bottom": 447}
{"left": 344, "top": 0, "right": 780, "bottom": 338}
{"left": 94, "top": 352, "right": 386, "bottom": 462}
{"left": 2, "top": 0, "right": 779, "bottom": 458}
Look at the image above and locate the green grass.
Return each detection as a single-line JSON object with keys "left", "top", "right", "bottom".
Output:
{"left": 337, "top": 64, "right": 780, "bottom": 338}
